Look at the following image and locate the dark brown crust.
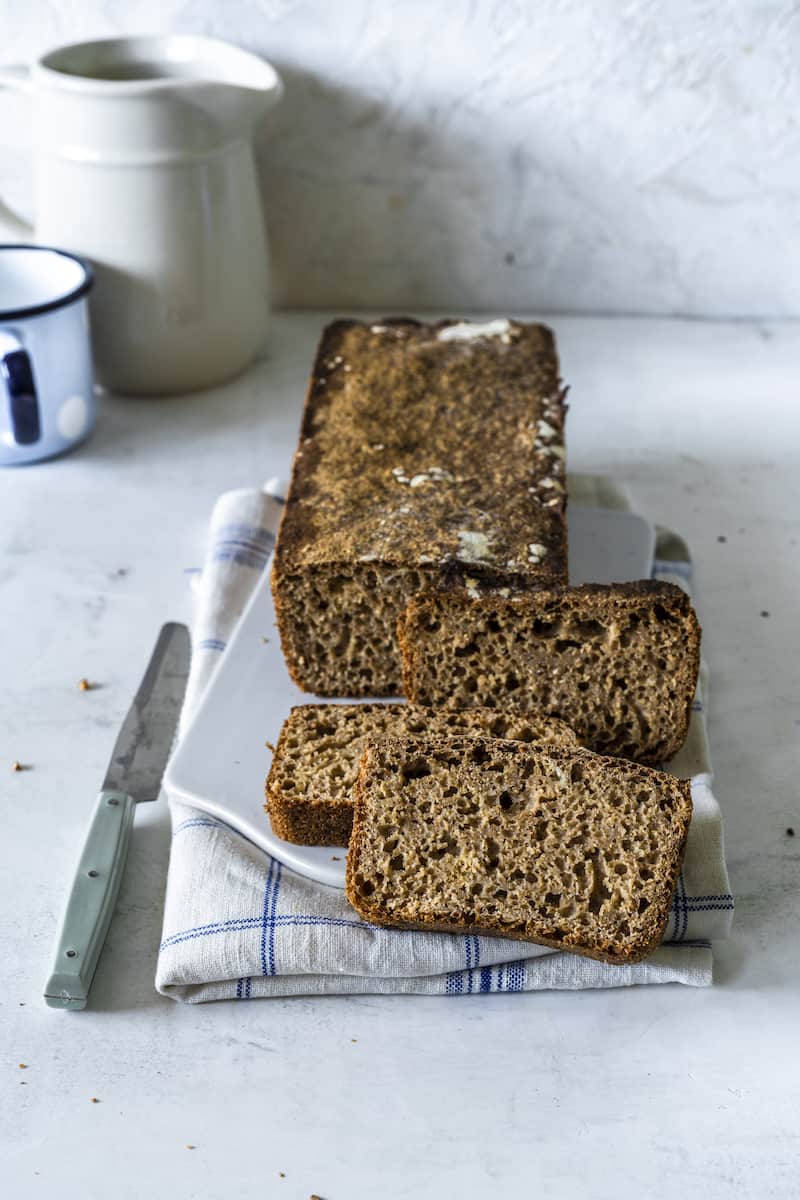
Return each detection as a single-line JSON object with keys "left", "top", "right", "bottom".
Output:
{"left": 265, "top": 705, "right": 352, "bottom": 846}
{"left": 345, "top": 738, "right": 693, "bottom": 966}
{"left": 267, "top": 795, "right": 353, "bottom": 847}
{"left": 398, "top": 580, "right": 702, "bottom": 766}
{"left": 271, "top": 317, "right": 569, "bottom": 695}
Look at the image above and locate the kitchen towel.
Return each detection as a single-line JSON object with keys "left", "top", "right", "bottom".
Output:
{"left": 156, "top": 475, "right": 733, "bottom": 1001}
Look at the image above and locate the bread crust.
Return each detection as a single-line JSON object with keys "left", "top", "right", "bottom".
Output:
{"left": 346, "top": 738, "right": 693, "bottom": 967}
{"left": 271, "top": 317, "right": 569, "bottom": 695}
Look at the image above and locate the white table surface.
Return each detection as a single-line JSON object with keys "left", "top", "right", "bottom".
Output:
{"left": 2, "top": 313, "right": 798, "bottom": 1199}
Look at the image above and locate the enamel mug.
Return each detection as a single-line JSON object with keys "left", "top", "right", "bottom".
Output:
{"left": 0, "top": 244, "right": 95, "bottom": 465}
{"left": 0, "top": 36, "right": 282, "bottom": 395}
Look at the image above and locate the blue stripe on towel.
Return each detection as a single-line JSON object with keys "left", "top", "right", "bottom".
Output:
{"left": 211, "top": 524, "right": 276, "bottom": 570}
{"left": 260, "top": 858, "right": 277, "bottom": 975}
{"left": 235, "top": 976, "right": 254, "bottom": 1000}
{"left": 268, "top": 862, "right": 282, "bottom": 975}
{"left": 652, "top": 558, "right": 692, "bottom": 580}
{"left": 197, "top": 638, "right": 227, "bottom": 653}
{"left": 506, "top": 960, "right": 526, "bottom": 991}
{"left": 445, "top": 970, "right": 464, "bottom": 994}
{"left": 173, "top": 817, "right": 226, "bottom": 836}
{"left": 161, "top": 915, "right": 264, "bottom": 950}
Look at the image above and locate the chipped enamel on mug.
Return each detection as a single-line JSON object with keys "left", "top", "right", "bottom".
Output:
{"left": 0, "top": 244, "right": 95, "bottom": 465}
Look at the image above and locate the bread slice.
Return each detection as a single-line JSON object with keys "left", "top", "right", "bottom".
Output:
{"left": 346, "top": 736, "right": 693, "bottom": 965}
{"left": 266, "top": 703, "right": 579, "bottom": 846}
{"left": 271, "top": 317, "right": 568, "bottom": 697}
{"left": 399, "top": 580, "right": 701, "bottom": 765}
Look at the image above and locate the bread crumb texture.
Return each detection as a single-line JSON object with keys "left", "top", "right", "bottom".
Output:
{"left": 266, "top": 702, "right": 578, "bottom": 845}
{"left": 346, "top": 736, "right": 692, "bottom": 965}
{"left": 400, "top": 581, "right": 701, "bottom": 765}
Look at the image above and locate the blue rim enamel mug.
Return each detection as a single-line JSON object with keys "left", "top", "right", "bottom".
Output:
{"left": 0, "top": 244, "right": 95, "bottom": 465}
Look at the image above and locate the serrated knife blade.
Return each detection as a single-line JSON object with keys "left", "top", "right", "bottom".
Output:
{"left": 102, "top": 621, "right": 191, "bottom": 799}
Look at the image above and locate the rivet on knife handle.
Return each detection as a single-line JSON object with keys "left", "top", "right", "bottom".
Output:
{"left": 43, "top": 790, "right": 136, "bottom": 1010}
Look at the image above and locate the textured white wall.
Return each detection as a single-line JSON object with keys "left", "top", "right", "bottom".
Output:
{"left": 1, "top": 0, "right": 799, "bottom": 316}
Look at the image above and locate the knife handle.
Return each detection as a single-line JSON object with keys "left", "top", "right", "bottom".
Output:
{"left": 43, "top": 790, "right": 136, "bottom": 1011}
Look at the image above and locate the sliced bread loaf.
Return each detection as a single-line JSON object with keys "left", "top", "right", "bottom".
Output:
{"left": 266, "top": 703, "right": 579, "bottom": 845}
{"left": 346, "top": 735, "right": 693, "bottom": 965}
{"left": 271, "top": 317, "right": 568, "bottom": 697}
{"left": 399, "top": 581, "right": 701, "bottom": 765}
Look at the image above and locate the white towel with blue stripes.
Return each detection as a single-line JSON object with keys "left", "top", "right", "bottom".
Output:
{"left": 156, "top": 475, "right": 733, "bottom": 1001}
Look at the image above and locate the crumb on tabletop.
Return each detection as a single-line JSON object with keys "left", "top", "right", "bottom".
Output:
{"left": 90, "top": 1097, "right": 100, "bottom": 1104}
{"left": 78, "top": 678, "right": 94, "bottom": 691}
{"left": 261, "top": 636, "right": 270, "bottom": 644}
{"left": 185, "top": 1144, "right": 196, "bottom": 1150}
{"left": 787, "top": 827, "right": 795, "bottom": 837}
{"left": 18, "top": 1063, "right": 27, "bottom": 1069}
{"left": 12, "top": 760, "right": 24, "bottom": 772}
{"left": 760, "top": 610, "right": 770, "bottom": 618}
{"left": 265, "top": 741, "right": 276, "bottom": 753}
{"left": 331, "top": 855, "right": 340, "bottom": 861}
{"left": 278, "top": 1172, "right": 285, "bottom": 1179}
{"left": 351, "top": 1038, "right": 357, "bottom": 1043}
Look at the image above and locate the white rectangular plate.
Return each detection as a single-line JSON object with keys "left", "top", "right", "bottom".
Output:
{"left": 165, "top": 507, "right": 655, "bottom": 888}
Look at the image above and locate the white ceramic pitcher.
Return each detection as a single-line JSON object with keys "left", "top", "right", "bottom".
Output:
{"left": 0, "top": 36, "right": 282, "bottom": 394}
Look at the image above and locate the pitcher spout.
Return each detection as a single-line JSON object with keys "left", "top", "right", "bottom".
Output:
{"left": 164, "top": 35, "right": 283, "bottom": 135}
{"left": 37, "top": 34, "right": 283, "bottom": 145}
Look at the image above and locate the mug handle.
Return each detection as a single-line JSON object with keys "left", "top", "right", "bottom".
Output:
{"left": 0, "top": 332, "right": 41, "bottom": 446}
{"left": 0, "top": 65, "right": 35, "bottom": 239}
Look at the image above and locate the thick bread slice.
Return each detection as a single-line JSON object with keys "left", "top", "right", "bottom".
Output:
{"left": 271, "top": 317, "right": 568, "bottom": 697}
{"left": 346, "top": 736, "right": 692, "bottom": 965}
{"left": 399, "top": 580, "right": 701, "bottom": 765}
{"left": 266, "top": 703, "right": 579, "bottom": 846}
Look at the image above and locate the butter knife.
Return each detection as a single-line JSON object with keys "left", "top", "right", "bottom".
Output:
{"left": 44, "top": 622, "right": 191, "bottom": 1010}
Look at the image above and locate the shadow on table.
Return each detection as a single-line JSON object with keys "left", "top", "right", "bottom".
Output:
{"left": 88, "top": 799, "right": 173, "bottom": 1012}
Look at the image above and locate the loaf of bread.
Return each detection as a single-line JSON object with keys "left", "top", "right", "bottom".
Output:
{"left": 346, "top": 736, "right": 693, "bottom": 965}
{"left": 399, "top": 581, "right": 701, "bottom": 765}
{"left": 271, "top": 317, "right": 568, "bottom": 696}
{"left": 266, "top": 703, "right": 579, "bottom": 845}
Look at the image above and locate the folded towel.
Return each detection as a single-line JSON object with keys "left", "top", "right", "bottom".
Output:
{"left": 156, "top": 475, "right": 733, "bottom": 1001}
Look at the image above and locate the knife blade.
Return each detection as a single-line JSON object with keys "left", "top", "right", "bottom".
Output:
{"left": 43, "top": 622, "right": 191, "bottom": 1010}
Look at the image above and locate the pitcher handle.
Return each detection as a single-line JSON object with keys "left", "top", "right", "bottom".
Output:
{"left": 0, "top": 64, "right": 35, "bottom": 239}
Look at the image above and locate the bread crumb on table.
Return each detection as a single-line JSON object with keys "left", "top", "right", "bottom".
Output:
{"left": 185, "top": 1144, "right": 196, "bottom": 1150}
{"left": 12, "top": 760, "right": 25, "bottom": 772}
{"left": 90, "top": 1097, "right": 100, "bottom": 1103}
{"left": 18, "top": 1063, "right": 27, "bottom": 1069}
{"left": 78, "top": 678, "right": 95, "bottom": 691}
